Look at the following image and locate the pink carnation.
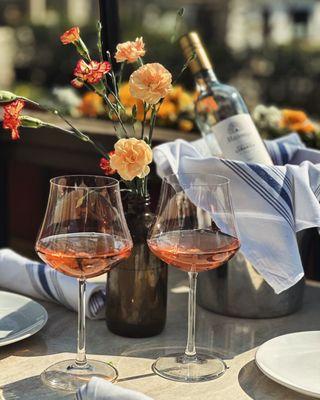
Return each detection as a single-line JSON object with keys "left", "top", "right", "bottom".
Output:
{"left": 115, "top": 37, "right": 146, "bottom": 63}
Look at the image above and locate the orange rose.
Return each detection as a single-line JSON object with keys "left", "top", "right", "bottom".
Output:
{"left": 119, "top": 83, "right": 151, "bottom": 120}
{"left": 110, "top": 138, "right": 152, "bottom": 181}
{"left": 178, "top": 119, "right": 194, "bottom": 132}
{"left": 129, "top": 63, "right": 172, "bottom": 105}
{"left": 157, "top": 100, "right": 177, "bottom": 120}
{"left": 169, "top": 85, "right": 194, "bottom": 112}
{"left": 78, "top": 92, "right": 104, "bottom": 117}
{"left": 281, "top": 109, "right": 315, "bottom": 133}
{"left": 60, "top": 27, "right": 80, "bottom": 45}
{"left": 115, "top": 37, "right": 146, "bottom": 63}
{"left": 196, "top": 96, "right": 218, "bottom": 113}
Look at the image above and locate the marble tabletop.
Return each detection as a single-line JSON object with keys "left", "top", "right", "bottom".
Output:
{"left": 0, "top": 270, "right": 319, "bottom": 400}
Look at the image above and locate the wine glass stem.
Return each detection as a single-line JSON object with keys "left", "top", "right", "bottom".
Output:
{"left": 185, "top": 271, "right": 198, "bottom": 359}
{"left": 76, "top": 278, "right": 87, "bottom": 366}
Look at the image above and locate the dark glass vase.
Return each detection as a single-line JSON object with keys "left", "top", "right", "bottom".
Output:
{"left": 106, "top": 193, "right": 168, "bottom": 338}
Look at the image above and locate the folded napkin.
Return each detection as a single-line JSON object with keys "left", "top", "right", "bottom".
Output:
{"left": 76, "top": 378, "right": 153, "bottom": 400}
{"left": 154, "top": 133, "right": 320, "bottom": 293}
{"left": 0, "top": 249, "right": 106, "bottom": 319}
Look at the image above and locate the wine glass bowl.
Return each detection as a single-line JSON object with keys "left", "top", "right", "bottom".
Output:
{"left": 148, "top": 228, "right": 239, "bottom": 273}
{"left": 148, "top": 173, "right": 240, "bottom": 382}
{"left": 36, "top": 232, "right": 132, "bottom": 279}
{"left": 35, "top": 175, "right": 132, "bottom": 392}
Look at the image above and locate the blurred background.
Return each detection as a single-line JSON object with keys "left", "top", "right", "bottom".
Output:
{"left": 1, "top": 0, "right": 320, "bottom": 116}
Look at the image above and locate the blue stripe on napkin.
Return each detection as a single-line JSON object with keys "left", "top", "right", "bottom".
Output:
{"left": 51, "top": 270, "right": 71, "bottom": 308}
{"left": 37, "top": 264, "right": 56, "bottom": 301}
{"left": 278, "top": 142, "right": 289, "bottom": 165}
{"left": 271, "top": 167, "right": 291, "bottom": 192}
{"left": 26, "top": 263, "right": 56, "bottom": 301}
{"left": 248, "top": 163, "right": 293, "bottom": 214}
{"left": 222, "top": 159, "right": 294, "bottom": 230}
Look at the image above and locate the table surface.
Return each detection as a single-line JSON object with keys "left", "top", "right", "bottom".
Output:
{"left": 0, "top": 270, "right": 319, "bottom": 400}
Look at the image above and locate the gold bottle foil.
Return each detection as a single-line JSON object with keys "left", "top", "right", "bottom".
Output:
{"left": 180, "top": 32, "right": 213, "bottom": 74}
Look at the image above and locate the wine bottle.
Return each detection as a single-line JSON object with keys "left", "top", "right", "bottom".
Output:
{"left": 180, "top": 32, "right": 273, "bottom": 164}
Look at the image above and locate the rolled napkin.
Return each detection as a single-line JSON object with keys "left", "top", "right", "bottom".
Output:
{"left": 0, "top": 248, "right": 106, "bottom": 319}
{"left": 154, "top": 134, "right": 320, "bottom": 294}
{"left": 76, "top": 378, "right": 153, "bottom": 400}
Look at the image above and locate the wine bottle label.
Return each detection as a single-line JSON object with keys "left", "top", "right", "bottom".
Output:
{"left": 210, "top": 114, "right": 273, "bottom": 164}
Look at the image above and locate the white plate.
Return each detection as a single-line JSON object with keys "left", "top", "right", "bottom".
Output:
{"left": 0, "top": 291, "right": 48, "bottom": 346}
{"left": 256, "top": 331, "right": 320, "bottom": 398}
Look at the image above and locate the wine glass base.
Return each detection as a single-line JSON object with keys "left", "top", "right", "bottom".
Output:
{"left": 41, "top": 359, "right": 118, "bottom": 392}
{"left": 152, "top": 352, "right": 227, "bottom": 382}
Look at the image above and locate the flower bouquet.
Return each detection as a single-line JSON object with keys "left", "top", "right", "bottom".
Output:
{"left": 0, "top": 26, "right": 174, "bottom": 196}
{"left": 0, "top": 24, "right": 190, "bottom": 337}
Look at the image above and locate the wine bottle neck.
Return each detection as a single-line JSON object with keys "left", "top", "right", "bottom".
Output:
{"left": 194, "top": 68, "right": 218, "bottom": 92}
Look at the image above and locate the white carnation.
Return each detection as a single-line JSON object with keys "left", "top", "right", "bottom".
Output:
{"left": 253, "top": 104, "right": 282, "bottom": 130}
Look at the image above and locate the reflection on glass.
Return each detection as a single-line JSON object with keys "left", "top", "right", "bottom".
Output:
{"left": 148, "top": 173, "right": 240, "bottom": 382}
{"left": 35, "top": 175, "right": 132, "bottom": 392}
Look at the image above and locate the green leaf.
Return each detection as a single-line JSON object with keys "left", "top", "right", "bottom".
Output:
{"left": 132, "top": 104, "right": 137, "bottom": 120}
{"left": 0, "top": 90, "right": 18, "bottom": 102}
{"left": 178, "top": 7, "right": 185, "bottom": 17}
{"left": 97, "top": 21, "right": 104, "bottom": 61}
{"left": 75, "top": 39, "right": 91, "bottom": 62}
{"left": 20, "top": 116, "right": 45, "bottom": 129}
{"left": 93, "top": 80, "right": 107, "bottom": 95}
{"left": 171, "top": 7, "right": 185, "bottom": 44}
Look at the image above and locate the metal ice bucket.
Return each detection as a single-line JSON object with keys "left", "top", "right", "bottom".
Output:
{"left": 197, "top": 229, "right": 316, "bottom": 318}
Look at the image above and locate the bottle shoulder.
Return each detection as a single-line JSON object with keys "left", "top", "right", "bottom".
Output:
{"left": 198, "top": 81, "right": 243, "bottom": 102}
{"left": 196, "top": 80, "right": 249, "bottom": 118}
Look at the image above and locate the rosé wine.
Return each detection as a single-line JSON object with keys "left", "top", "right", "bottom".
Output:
{"left": 148, "top": 229, "right": 240, "bottom": 272}
{"left": 36, "top": 232, "right": 132, "bottom": 279}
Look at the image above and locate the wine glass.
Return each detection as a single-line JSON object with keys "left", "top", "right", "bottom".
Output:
{"left": 35, "top": 175, "right": 132, "bottom": 392}
{"left": 148, "top": 173, "right": 240, "bottom": 382}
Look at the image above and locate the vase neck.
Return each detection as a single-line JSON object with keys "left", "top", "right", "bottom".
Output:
{"left": 126, "top": 194, "right": 151, "bottom": 213}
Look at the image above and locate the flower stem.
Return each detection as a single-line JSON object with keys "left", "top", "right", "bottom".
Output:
{"left": 45, "top": 124, "right": 108, "bottom": 158}
{"left": 96, "top": 21, "right": 104, "bottom": 62}
{"left": 172, "top": 53, "right": 196, "bottom": 86}
{"left": 118, "top": 63, "right": 125, "bottom": 88}
{"left": 143, "top": 176, "right": 148, "bottom": 197}
{"left": 102, "top": 94, "right": 129, "bottom": 138}
{"left": 21, "top": 97, "right": 108, "bottom": 158}
{"left": 148, "top": 105, "right": 158, "bottom": 144}
{"left": 141, "top": 103, "right": 150, "bottom": 140}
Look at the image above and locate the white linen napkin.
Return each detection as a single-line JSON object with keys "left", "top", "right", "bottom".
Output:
{"left": 76, "top": 378, "right": 153, "bottom": 400}
{"left": 153, "top": 134, "right": 320, "bottom": 294}
{"left": 0, "top": 248, "right": 105, "bottom": 319}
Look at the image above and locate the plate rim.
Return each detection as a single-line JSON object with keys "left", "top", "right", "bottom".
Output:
{"left": 255, "top": 331, "right": 320, "bottom": 399}
{"left": 0, "top": 290, "right": 48, "bottom": 347}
